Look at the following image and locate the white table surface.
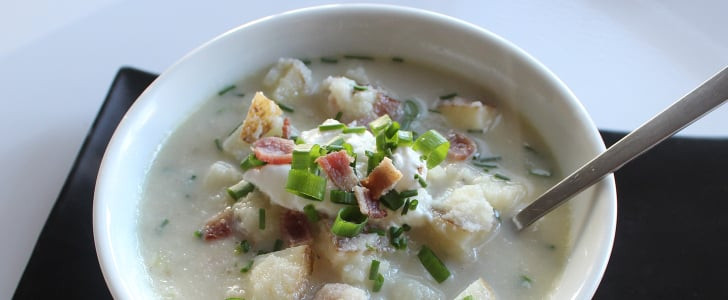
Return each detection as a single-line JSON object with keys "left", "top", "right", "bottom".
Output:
{"left": 1, "top": 0, "right": 726, "bottom": 297}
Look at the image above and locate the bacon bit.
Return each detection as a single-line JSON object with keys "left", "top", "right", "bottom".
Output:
{"left": 315, "top": 150, "right": 358, "bottom": 191}
{"left": 201, "top": 207, "right": 234, "bottom": 241}
{"left": 280, "top": 210, "right": 313, "bottom": 247}
{"left": 353, "top": 186, "right": 387, "bottom": 219}
{"left": 252, "top": 136, "right": 295, "bottom": 164}
{"left": 447, "top": 131, "right": 477, "bottom": 161}
{"left": 360, "top": 157, "right": 402, "bottom": 199}
{"left": 282, "top": 117, "right": 291, "bottom": 139}
{"left": 373, "top": 93, "right": 402, "bottom": 120}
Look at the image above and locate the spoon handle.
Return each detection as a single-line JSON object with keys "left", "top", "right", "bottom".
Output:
{"left": 513, "top": 66, "right": 728, "bottom": 230}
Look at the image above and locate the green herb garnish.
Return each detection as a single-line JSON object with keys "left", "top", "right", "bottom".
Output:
{"left": 344, "top": 55, "right": 374, "bottom": 60}
{"left": 320, "top": 57, "right": 338, "bottom": 63}
{"left": 494, "top": 173, "right": 511, "bottom": 181}
{"left": 391, "top": 56, "right": 404, "bottom": 63}
{"left": 439, "top": 92, "right": 457, "bottom": 100}
{"left": 217, "top": 84, "right": 236, "bottom": 96}
{"left": 240, "top": 260, "right": 254, "bottom": 273}
{"left": 303, "top": 204, "right": 320, "bottom": 222}
{"left": 258, "top": 208, "right": 266, "bottom": 230}
{"left": 275, "top": 101, "right": 294, "bottom": 113}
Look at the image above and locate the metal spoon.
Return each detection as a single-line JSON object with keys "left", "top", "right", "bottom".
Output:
{"left": 513, "top": 66, "right": 728, "bottom": 230}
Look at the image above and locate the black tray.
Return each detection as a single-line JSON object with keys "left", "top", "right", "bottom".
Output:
{"left": 13, "top": 67, "right": 728, "bottom": 299}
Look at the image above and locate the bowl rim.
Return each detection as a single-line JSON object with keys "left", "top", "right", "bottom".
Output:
{"left": 94, "top": 4, "right": 616, "bottom": 299}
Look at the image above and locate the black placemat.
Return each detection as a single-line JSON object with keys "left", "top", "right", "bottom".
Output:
{"left": 13, "top": 67, "right": 727, "bottom": 299}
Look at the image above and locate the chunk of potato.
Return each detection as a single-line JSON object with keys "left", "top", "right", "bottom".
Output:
{"left": 454, "top": 278, "right": 497, "bottom": 300}
{"left": 263, "top": 58, "right": 312, "bottom": 104}
{"left": 438, "top": 97, "right": 497, "bottom": 131}
{"left": 388, "top": 276, "right": 443, "bottom": 299}
{"left": 248, "top": 245, "right": 313, "bottom": 299}
{"left": 203, "top": 161, "right": 243, "bottom": 190}
{"left": 324, "top": 76, "right": 377, "bottom": 122}
{"left": 232, "top": 190, "right": 280, "bottom": 244}
{"left": 314, "top": 283, "right": 368, "bottom": 300}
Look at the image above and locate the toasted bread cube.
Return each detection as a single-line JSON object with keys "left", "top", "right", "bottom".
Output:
{"left": 438, "top": 97, "right": 497, "bottom": 131}
{"left": 248, "top": 245, "right": 313, "bottom": 299}
{"left": 263, "top": 58, "right": 312, "bottom": 104}
{"left": 454, "top": 278, "right": 497, "bottom": 300}
{"left": 204, "top": 161, "right": 244, "bottom": 190}
{"left": 314, "top": 283, "right": 368, "bottom": 300}
{"left": 240, "top": 92, "right": 284, "bottom": 144}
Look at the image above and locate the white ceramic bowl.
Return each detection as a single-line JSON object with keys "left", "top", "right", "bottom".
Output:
{"left": 94, "top": 4, "right": 616, "bottom": 299}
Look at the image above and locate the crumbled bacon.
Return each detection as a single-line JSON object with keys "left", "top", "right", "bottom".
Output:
{"left": 373, "top": 93, "right": 401, "bottom": 120}
{"left": 280, "top": 210, "right": 313, "bottom": 247}
{"left": 315, "top": 150, "right": 358, "bottom": 191}
{"left": 252, "top": 136, "right": 295, "bottom": 164}
{"left": 447, "top": 131, "right": 477, "bottom": 161}
{"left": 353, "top": 186, "right": 387, "bottom": 219}
{"left": 360, "top": 157, "right": 402, "bottom": 199}
{"left": 201, "top": 207, "right": 234, "bottom": 241}
{"left": 282, "top": 117, "right": 291, "bottom": 139}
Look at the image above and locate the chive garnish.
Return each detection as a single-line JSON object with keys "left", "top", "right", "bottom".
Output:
{"left": 319, "top": 123, "right": 346, "bottom": 131}
{"left": 218, "top": 84, "right": 236, "bottom": 96}
{"left": 194, "top": 230, "right": 202, "bottom": 238}
{"left": 399, "top": 189, "right": 418, "bottom": 198}
{"left": 190, "top": 175, "right": 197, "bottom": 180}
{"left": 473, "top": 155, "right": 502, "bottom": 162}
{"left": 228, "top": 121, "right": 242, "bottom": 137}
{"left": 373, "top": 273, "right": 384, "bottom": 292}
{"left": 159, "top": 219, "right": 169, "bottom": 228}
{"left": 391, "top": 56, "right": 404, "bottom": 63}
{"left": 275, "top": 101, "right": 294, "bottom": 113}
{"left": 225, "top": 297, "right": 243, "bottom": 300}
{"left": 494, "top": 173, "right": 511, "bottom": 181}
{"left": 547, "top": 244, "right": 556, "bottom": 250}
{"left": 334, "top": 111, "right": 343, "bottom": 121}
{"left": 353, "top": 84, "right": 368, "bottom": 91}
{"left": 235, "top": 93, "right": 245, "bottom": 98}
{"left": 409, "top": 199, "right": 419, "bottom": 211}
{"left": 439, "top": 92, "right": 458, "bottom": 100}
{"left": 235, "top": 240, "right": 251, "bottom": 254}
{"left": 463, "top": 296, "right": 474, "bottom": 300}
{"left": 303, "top": 204, "right": 320, "bottom": 222}
{"left": 330, "top": 190, "right": 358, "bottom": 205}
{"left": 258, "top": 208, "right": 266, "bottom": 230}
{"left": 331, "top": 207, "right": 368, "bottom": 237}
{"left": 467, "top": 129, "right": 484, "bottom": 134}
{"left": 401, "top": 199, "right": 411, "bottom": 215}
{"left": 344, "top": 55, "right": 374, "bottom": 60}
{"left": 227, "top": 181, "right": 255, "bottom": 200}
{"left": 320, "top": 57, "right": 338, "bottom": 63}
{"left": 529, "top": 168, "right": 552, "bottom": 177}
{"left": 379, "top": 190, "right": 405, "bottom": 210}
{"left": 240, "top": 260, "right": 254, "bottom": 273}
{"left": 342, "top": 126, "right": 366, "bottom": 134}
{"left": 427, "top": 109, "right": 441, "bottom": 114}
{"left": 273, "top": 239, "right": 284, "bottom": 251}
{"left": 520, "top": 275, "right": 533, "bottom": 288}
{"left": 414, "top": 174, "right": 428, "bottom": 188}
{"left": 418, "top": 246, "right": 451, "bottom": 283}
{"left": 214, "top": 138, "right": 223, "bottom": 151}
{"left": 370, "top": 228, "right": 386, "bottom": 236}
{"left": 478, "top": 163, "right": 498, "bottom": 169}
{"left": 401, "top": 224, "right": 411, "bottom": 231}
{"left": 369, "top": 260, "right": 381, "bottom": 280}
{"left": 300, "top": 58, "right": 312, "bottom": 65}
{"left": 241, "top": 153, "right": 267, "bottom": 171}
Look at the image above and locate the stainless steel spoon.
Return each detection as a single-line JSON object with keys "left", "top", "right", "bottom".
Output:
{"left": 513, "top": 66, "right": 728, "bottom": 230}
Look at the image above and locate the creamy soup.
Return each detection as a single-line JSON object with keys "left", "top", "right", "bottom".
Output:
{"left": 138, "top": 56, "right": 570, "bottom": 300}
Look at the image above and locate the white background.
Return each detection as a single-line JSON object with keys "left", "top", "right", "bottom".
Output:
{"left": 1, "top": 0, "right": 726, "bottom": 297}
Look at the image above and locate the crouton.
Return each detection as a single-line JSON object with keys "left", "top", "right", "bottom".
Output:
{"left": 248, "top": 245, "right": 313, "bottom": 299}
{"left": 263, "top": 58, "right": 312, "bottom": 104}
{"left": 454, "top": 278, "right": 497, "bottom": 300}
{"left": 204, "top": 161, "right": 244, "bottom": 190}
{"left": 314, "top": 283, "right": 368, "bottom": 300}
{"left": 240, "top": 92, "right": 284, "bottom": 144}
{"left": 438, "top": 97, "right": 498, "bottom": 131}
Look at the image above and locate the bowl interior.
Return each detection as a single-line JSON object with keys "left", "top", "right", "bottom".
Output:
{"left": 94, "top": 4, "right": 616, "bottom": 299}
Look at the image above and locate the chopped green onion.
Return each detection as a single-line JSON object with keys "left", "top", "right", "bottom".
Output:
{"left": 326, "top": 136, "right": 345, "bottom": 146}
{"left": 241, "top": 154, "right": 267, "bottom": 171}
{"left": 369, "top": 115, "right": 393, "bottom": 135}
{"left": 463, "top": 296, "right": 474, "bottom": 300}
{"left": 258, "top": 208, "right": 266, "bottom": 230}
{"left": 303, "top": 204, "right": 320, "bottom": 222}
{"left": 476, "top": 163, "right": 498, "bottom": 169}
{"left": 320, "top": 57, "right": 338, "bottom": 63}
{"left": 391, "top": 56, "right": 404, "bottom": 62}
{"left": 226, "top": 297, "right": 243, "bottom": 300}
{"left": 300, "top": 58, "right": 312, "bottom": 65}
{"left": 218, "top": 84, "right": 236, "bottom": 96}
{"left": 235, "top": 240, "right": 251, "bottom": 254}
{"left": 467, "top": 129, "right": 484, "bottom": 134}
{"left": 353, "top": 84, "right": 368, "bottom": 91}
{"left": 373, "top": 273, "right": 384, "bottom": 292}
{"left": 365, "top": 150, "right": 385, "bottom": 175}
{"left": 236, "top": 93, "right": 245, "bottom": 98}
{"left": 379, "top": 190, "right": 405, "bottom": 210}
{"left": 240, "top": 260, "right": 254, "bottom": 273}
{"left": 385, "top": 121, "right": 400, "bottom": 138}
{"left": 427, "top": 109, "right": 441, "bottom": 114}
{"left": 401, "top": 199, "right": 411, "bottom": 215}
{"left": 391, "top": 236, "right": 407, "bottom": 250}
{"left": 291, "top": 144, "right": 322, "bottom": 171}
{"left": 228, "top": 122, "right": 242, "bottom": 137}
{"left": 275, "top": 101, "right": 295, "bottom": 113}
{"left": 402, "top": 224, "right": 411, "bottom": 231}
{"left": 214, "top": 138, "right": 223, "bottom": 151}
{"left": 159, "top": 219, "right": 169, "bottom": 228}
{"left": 273, "top": 239, "right": 284, "bottom": 251}
{"left": 334, "top": 111, "right": 343, "bottom": 121}
{"left": 409, "top": 199, "right": 419, "bottom": 211}
{"left": 330, "top": 190, "right": 358, "bottom": 205}
{"left": 473, "top": 155, "right": 501, "bottom": 162}
{"left": 418, "top": 246, "right": 451, "bottom": 283}
{"left": 319, "top": 123, "right": 346, "bottom": 131}
{"left": 399, "top": 189, "right": 418, "bottom": 198}
{"left": 343, "top": 143, "right": 354, "bottom": 157}
{"left": 397, "top": 130, "right": 413, "bottom": 146}
{"left": 342, "top": 126, "right": 367, "bottom": 134}
{"left": 370, "top": 228, "right": 386, "bottom": 236}
{"left": 369, "top": 260, "right": 381, "bottom": 280}
{"left": 414, "top": 174, "right": 428, "bottom": 188}
{"left": 389, "top": 226, "right": 404, "bottom": 238}
{"left": 344, "top": 55, "right": 374, "bottom": 60}
{"left": 331, "top": 207, "right": 368, "bottom": 237}
{"left": 412, "top": 130, "right": 450, "bottom": 169}
{"left": 529, "top": 168, "right": 552, "bottom": 177}
{"left": 439, "top": 92, "right": 458, "bottom": 100}
{"left": 520, "top": 275, "right": 533, "bottom": 288}
{"left": 494, "top": 173, "right": 511, "bottom": 181}
{"left": 227, "top": 181, "right": 255, "bottom": 200}
{"left": 285, "top": 169, "right": 327, "bottom": 201}
{"left": 400, "top": 100, "right": 420, "bottom": 130}
{"left": 190, "top": 175, "right": 197, "bottom": 180}
{"left": 194, "top": 230, "right": 202, "bottom": 238}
